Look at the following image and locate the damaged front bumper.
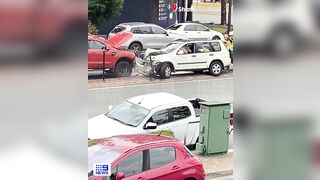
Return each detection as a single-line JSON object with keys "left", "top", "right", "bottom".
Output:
{"left": 136, "top": 56, "right": 160, "bottom": 76}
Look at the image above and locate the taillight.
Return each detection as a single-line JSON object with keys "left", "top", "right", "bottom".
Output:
{"left": 230, "top": 113, "right": 234, "bottom": 126}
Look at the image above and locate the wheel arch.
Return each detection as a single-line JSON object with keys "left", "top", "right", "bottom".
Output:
{"left": 129, "top": 41, "right": 143, "bottom": 50}
{"left": 210, "top": 59, "right": 224, "bottom": 70}
{"left": 114, "top": 57, "right": 134, "bottom": 70}
{"left": 161, "top": 61, "right": 175, "bottom": 72}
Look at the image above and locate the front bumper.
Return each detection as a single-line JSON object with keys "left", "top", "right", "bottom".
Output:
{"left": 136, "top": 57, "right": 154, "bottom": 76}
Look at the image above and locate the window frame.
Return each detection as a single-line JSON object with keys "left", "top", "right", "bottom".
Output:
{"left": 114, "top": 150, "right": 149, "bottom": 178}
{"left": 183, "top": 25, "right": 197, "bottom": 31}
{"left": 88, "top": 40, "right": 106, "bottom": 50}
{"left": 210, "top": 42, "right": 222, "bottom": 52}
{"left": 147, "top": 146, "right": 176, "bottom": 170}
{"left": 195, "top": 25, "right": 210, "bottom": 32}
{"left": 151, "top": 26, "right": 167, "bottom": 35}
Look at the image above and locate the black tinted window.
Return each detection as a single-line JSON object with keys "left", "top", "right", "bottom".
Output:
{"left": 111, "top": 26, "right": 126, "bottom": 33}
{"left": 150, "top": 109, "right": 169, "bottom": 125}
{"left": 210, "top": 42, "right": 221, "bottom": 51}
{"left": 88, "top": 40, "right": 105, "bottom": 49}
{"left": 117, "top": 152, "right": 143, "bottom": 177}
{"left": 167, "top": 24, "right": 182, "bottom": 30}
{"left": 132, "top": 26, "right": 152, "bottom": 34}
{"left": 184, "top": 25, "right": 196, "bottom": 31}
{"left": 172, "top": 106, "right": 191, "bottom": 120}
{"left": 149, "top": 147, "right": 175, "bottom": 169}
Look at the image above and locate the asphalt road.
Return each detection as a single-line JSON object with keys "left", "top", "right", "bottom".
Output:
{"left": 88, "top": 71, "right": 233, "bottom": 118}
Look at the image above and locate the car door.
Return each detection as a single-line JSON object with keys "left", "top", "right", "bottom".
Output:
{"left": 195, "top": 25, "right": 212, "bottom": 40}
{"left": 115, "top": 151, "right": 147, "bottom": 180}
{"left": 145, "top": 106, "right": 191, "bottom": 144}
{"left": 151, "top": 26, "right": 174, "bottom": 49}
{"left": 88, "top": 40, "right": 112, "bottom": 69}
{"left": 194, "top": 42, "right": 214, "bottom": 69}
{"left": 183, "top": 25, "right": 198, "bottom": 40}
{"left": 146, "top": 146, "right": 184, "bottom": 180}
{"left": 131, "top": 26, "right": 156, "bottom": 49}
{"left": 174, "top": 43, "right": 198, "bottom": 70}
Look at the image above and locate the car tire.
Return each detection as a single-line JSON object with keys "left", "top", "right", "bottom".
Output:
{"left": 115, "top": 61, "right": 133, "bottom": 77}
{"left": 209, "top": 61, "right": 223, "bottom": 76}
{"left": 212, "top": 35, "right": 221, "bottom": 40}
{"left": 159, "top": 64, "right": 172, "bottom": 79}
{"left": 129, "top": 42, "right": 142, "bottom": 54}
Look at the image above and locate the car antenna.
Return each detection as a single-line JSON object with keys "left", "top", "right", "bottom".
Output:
{"left": 138, "top": 96, "right": 146, "bottom": 105}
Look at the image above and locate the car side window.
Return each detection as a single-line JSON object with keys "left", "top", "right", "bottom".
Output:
{"left": 177, "top": 43, "right": 195, "bottom": 55}
{"left": 132, "top": 26, "right": 152, "bottom": 34}
{"left": 150, "top": 109, "right": 169, "bottom": 125}
{"left": 88, "top": 40, "right": 105, "bottom": 49}
{"left": 195, "top": 25, "right": 210, "bottom": 31}
{"left": 196, "top": 42, "right": 212, "bottom": 53}
{"left": 210, "top": 42, "right": 221, "bottom": 52}
{"left": 184, "top": 25, "right": 196, "bottom": 31}
{"left": 172, "top": 106, "right": 191, "bottom": 121}
{"left": 117, "top": 151, "right": 143, "bottom": 177}
{"left": 149, "top": 147, "right": 176, "bottom": 169}
{"left": 152, "top": 26, "right": 167, "bottom": 34}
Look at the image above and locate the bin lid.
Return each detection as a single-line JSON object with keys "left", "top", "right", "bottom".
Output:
{"left": 199, "top": 101, "right": 231, "bottom": 106}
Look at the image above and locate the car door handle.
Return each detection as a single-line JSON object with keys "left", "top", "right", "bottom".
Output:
{"left": 191, "top": 55, "right": 196, "bottom": 57}
{"left": 209, "top": 54, "right": 214, "bottom": 56}
{"left": 172, "top": 166, "right": 180, "bottom": 170}
{"left": 137, "top": 177, "right": 145, "bottom": 180}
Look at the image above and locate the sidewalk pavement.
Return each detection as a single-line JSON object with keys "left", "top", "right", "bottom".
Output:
{"left": 193, "top": 151, "right": 233, "bottom": 178}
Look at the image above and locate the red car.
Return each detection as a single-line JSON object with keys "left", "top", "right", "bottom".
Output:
{"left": 88, "top": 134, "right": 205, "bottom": 180}
{"left": 88, "top": 32, "right": 135, "bottom": 77}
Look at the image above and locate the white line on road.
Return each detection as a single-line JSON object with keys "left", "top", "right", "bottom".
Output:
{"left": 89, "top": 77, "right": 233, "bottom": 91}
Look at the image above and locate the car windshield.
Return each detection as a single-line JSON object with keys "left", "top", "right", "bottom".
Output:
{"left": 159, "top": 43, "right": 182, "bottom": 53}
{"left": 88, "top": 144, "right": 122, "bottom": 175}
{"left": 166, "top": 24, "right": 182, "bottom": 30}
{"left": 106, "top": 101, "right": 150, "bottom": 127}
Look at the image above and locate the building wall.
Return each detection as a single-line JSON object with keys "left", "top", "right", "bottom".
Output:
{"left": 99, "top": 0, "right": 179, "bottom": 35}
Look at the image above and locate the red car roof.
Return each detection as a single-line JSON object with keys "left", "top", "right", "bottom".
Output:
{"left": 97, "top": 134, "right": 180, "bottom": 153}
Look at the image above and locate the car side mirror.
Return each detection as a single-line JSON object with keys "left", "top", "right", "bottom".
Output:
{"left": 144, "top": 122, "right": 157, "bottom": 130}
{"left": 116, "top": 172, "right": 125, "bottom": 180}
{"left": 102, "top": 46, "right": 109, "bottom": 50}
{"left": 165, "top": 32, "right": 169, "bottom": 36}
{"left": 108, "top": 105, "right": 114, "bottom": 111}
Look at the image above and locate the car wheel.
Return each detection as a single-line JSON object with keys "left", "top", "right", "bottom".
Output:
{"left": 159, "top": 64, "right": 172, "bottom": 79}
{"left": 129, "top": 42, "right": 142, "bottom": 54}
{"left": 115, "top": 61, "right": 133, "bottom": 77}
{"left": 212, "top": 35, "right": 221, "bottom": 40}
{"left": 209, "top": 61, "right": 223, "bottom": 76}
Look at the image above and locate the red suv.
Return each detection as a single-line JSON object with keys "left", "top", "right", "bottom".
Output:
{"left": 88, "top": 32, "right": 135, "bottom": 77}
{"left": 88, "top": 134, "right": 205, "bottom": 180}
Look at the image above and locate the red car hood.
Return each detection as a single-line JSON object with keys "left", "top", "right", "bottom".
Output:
{"left": 105, "top": 31, "right": 133, "bottom": 49}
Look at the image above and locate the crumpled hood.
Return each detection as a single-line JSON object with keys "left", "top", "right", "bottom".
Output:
{"left": 88, "top": 114, "right": 139, "bottom": 139}
{"left": 144, "top": 48, "right": 167, "bottom": 59}
{"left": 105, "top": 31, "right": 133, "bottom": 49}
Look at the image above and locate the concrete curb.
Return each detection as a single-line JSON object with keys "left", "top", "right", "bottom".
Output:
{"left": 206, "top": 170, "right": 233, "bottom": 178}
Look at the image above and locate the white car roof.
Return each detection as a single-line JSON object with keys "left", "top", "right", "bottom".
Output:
{"left": 127, "top": 93, "right": 188, "bottom": 110}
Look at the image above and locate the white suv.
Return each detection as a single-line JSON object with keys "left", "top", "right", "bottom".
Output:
{"left": 137, "top": 40, "right": 231, "bottom": 78}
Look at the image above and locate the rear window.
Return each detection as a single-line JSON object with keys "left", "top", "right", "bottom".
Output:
{"left": 111, "top": 26, "right": 126, "bottom": 33}
{"left": 166, "top": 24, "right": 182, "bottom": 30}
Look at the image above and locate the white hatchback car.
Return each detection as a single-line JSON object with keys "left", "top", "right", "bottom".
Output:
{"left": 137, "top": 40, "right": 231, "bottom": 78}
{"left": 166, "top": 23, "right": 224, "bottom": 41}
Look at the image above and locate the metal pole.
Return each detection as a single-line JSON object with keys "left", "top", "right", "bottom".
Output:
{"left": 227, "top": 0, "right": 232, "bottom": 34}
{"left": 102, "top": 50, "right": 106, "bottom": 81}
